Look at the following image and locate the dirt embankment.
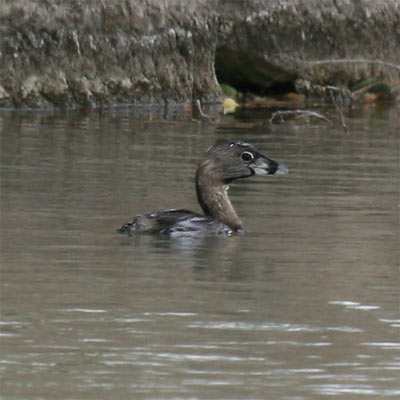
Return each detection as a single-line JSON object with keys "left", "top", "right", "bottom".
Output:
{"left": 1, "top": 0, "right": 399, "bottom": 108}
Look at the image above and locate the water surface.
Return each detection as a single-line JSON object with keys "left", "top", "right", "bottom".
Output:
{"left": 1, "top": 104, "right": 399, "bottom": 399}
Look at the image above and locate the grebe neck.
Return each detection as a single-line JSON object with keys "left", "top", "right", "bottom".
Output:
{"left": 196, "top": 161, "right": 243, "bottom": 231}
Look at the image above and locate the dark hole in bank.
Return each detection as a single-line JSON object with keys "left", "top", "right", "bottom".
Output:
{"left": 215, "top": 45, "right": 297, "bottom": 96}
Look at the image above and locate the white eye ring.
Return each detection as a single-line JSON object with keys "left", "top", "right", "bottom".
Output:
{"left": 241, "top": 151, "right": 254, "bottom": 162}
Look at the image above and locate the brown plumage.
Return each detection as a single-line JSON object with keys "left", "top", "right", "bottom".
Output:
{"left": 118, "top": 140, "right": 288, "bottom": 236}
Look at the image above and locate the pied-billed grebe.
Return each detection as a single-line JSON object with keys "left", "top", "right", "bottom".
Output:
{"left": 118, "top": 140, "right": 288, "bottom": 236}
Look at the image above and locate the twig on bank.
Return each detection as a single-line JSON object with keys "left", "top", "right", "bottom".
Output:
{"left": 194, "top": 99, "right": 212, "bottom": 120}
{"left": 269, "top": 109, "right": 331, "bottom": 124}
{"left": 296, "top": 79, "right": 354, "bottom": 100}
{"left": 329, "top": 90, "right": 349, "bottom": 134}
{"left": 297, "top": 58, "right": 400, "bottom": 72}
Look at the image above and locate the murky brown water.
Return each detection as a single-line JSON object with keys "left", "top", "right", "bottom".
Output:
{"left": 1, "top": 104, "right": 399, "bottom": 399}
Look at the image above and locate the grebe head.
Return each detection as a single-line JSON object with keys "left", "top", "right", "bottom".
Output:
{"left": 202, "top": 140, "right": 288, "bottom": 183}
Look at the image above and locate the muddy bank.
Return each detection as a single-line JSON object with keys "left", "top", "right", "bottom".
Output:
{"left": 0, "top": 0, "right": 399, "bottom": 108}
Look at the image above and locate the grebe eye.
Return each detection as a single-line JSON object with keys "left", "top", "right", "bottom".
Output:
{"left": 241, "top": 151, "right": 254, "bottom": 162}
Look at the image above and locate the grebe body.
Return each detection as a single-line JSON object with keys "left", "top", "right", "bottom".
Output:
{"left": 118, "top": 140, "right": 287, "bottom": 236}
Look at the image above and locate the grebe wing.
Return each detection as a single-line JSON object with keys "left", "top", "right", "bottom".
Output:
{"left": 118, "top": 209, "right": 202, "bottom": 234}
